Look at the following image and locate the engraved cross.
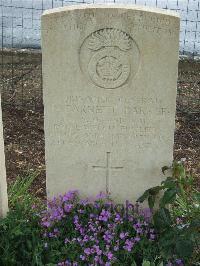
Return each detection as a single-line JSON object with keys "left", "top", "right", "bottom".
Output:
{"left": 93, "top": 152, "right": 123, "bottom": 194}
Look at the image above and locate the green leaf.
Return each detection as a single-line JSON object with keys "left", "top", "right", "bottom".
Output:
{"left": 158, "top": 229, "right": 176, "bottom": 257}
{"left": 137, "top": 186, "right": 161, "bottom": 205}
{"left": 137, "top": 190, "right": 150, "bottom": 203}
{"left": 26, "top": 239, "right": 32, "bottom": 250}
{"left": 160, "top": 188, "right": 177, "bottom": 207}
{"left": 149, "top": 186, "right": 162, "bottom": 195}
{"left": 148, "top": 195, "right": 156, "bottom": 209}
{"left": 142, "top": 261, "right": 151, "bottom": 266}
{"left": 176, "top": 238, "right": 193, "bottom": 258}
{"left": 131, "top": 261, "right": 137, "bottom": 266}
{"left": 13, "top": 229, "right": 23, "bottom": 236}
{"left": 172, "top": 162, "right": 186, "bottom": 179}
{"left": 154, "top": 208, "right": 172, "bottom": 230}
{"left": 162, "top": 177, "right": 175, "bottom": 189}
{"left": 162, "top": 165, "right": 171, "bottom": 174}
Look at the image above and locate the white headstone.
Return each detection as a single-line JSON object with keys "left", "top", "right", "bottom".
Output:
{"left": 0, "top": 94, "right": 8, "bottom": 217}
{"left": 42, "top": 5, "right": 180, "bottom": 202}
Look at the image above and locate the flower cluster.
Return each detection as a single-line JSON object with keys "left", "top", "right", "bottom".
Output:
{"left": 41, "top": 190, "right": 158, "bottom": 265}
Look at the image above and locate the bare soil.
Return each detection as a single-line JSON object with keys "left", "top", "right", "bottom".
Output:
{"left": 0, "top": 49, "right": 199, "bottom": 199}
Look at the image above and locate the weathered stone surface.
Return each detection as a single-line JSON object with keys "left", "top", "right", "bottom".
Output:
{"left": 42, "top": 5, "right": 180, "bottom": 202}
{"left": 0, "top": 94, "right": 8, "bottom": 217}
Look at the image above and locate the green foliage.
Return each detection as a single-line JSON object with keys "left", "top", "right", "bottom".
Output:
{"left": 8, "top": 171, "right": 40, "bottom": 208}
{"left": 137, "top": 162, "right": 200, "bottom": 265}
{"left": 0, "top": 201, "right": 43, "bottom": 266}
{"left": 0, "top": 172, "right": 44, "bottom": 266}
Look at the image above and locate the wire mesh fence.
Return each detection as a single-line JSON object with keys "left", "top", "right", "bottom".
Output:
{"left": 0, "top": 0, "right": 200, "bottom": 113}
{"left": 1, "top": 0, "right": 200, "bottom": 54}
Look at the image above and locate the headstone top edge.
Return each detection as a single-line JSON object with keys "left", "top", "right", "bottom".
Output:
{"left": 42, "top": 4, "right": 180, "bottom": 19}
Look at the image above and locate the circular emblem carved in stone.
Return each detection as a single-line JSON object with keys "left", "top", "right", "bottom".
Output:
{"left": 88, "top": 47, "right": 130, "bottom": 89}
{"left": 80, "top": 28, "right": 140, "bottom": 89}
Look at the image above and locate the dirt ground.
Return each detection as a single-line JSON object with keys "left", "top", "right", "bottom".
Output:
{"left": 0, "top": 49, "right": 199, "bottom": 199}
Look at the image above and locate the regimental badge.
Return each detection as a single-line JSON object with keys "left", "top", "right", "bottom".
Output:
{"left": 80, "top": 28, "right": 140, "bottom": 89}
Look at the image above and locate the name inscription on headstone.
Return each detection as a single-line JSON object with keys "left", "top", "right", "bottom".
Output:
{"left": 50, "top": 95, "right": 171, "bottom": 149}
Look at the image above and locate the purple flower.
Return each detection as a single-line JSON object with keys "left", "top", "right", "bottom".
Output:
{"left": 94, "top": 256, "right": 100, "bottom": 262}
{"left": 40, "top": 190, "right": 158, "bottom": 266}
{"left": 120, "top": 232, "right": 128, "bottom": 239}
{"left": 80, "top": 198, "right": 89, "bottom": 206}
{"left": 62, "top": 190, "right": 78, "bottom": 202}
{"left": 83, "top": 235, "right": 89, "bottom": 242}
{"left": 128, "top": 215, "right": 134, "bottom": 222}
{"left": 84, "top": 247, "right": 91, "bottom": 255}
{"left": 114, "top": 245, "right": 119, "bottom": 251}
{"left": 74, "top": 215, "right": 79, "bottom": 221}
{"left": 115, "top": 213, "right": 121, "bottom": 222}
{"left": 166, "top": 262, "right": 173, "bottom": 266}
{"left": 64, "top": 238, "right": 69, "bottom": 244}
{"left": 103, "top": 232, "right": 113, "bottom": 243}
{"left": 175, "top": 259, "right": 184, "bottom": 265}
{"left": 107, "top": 251, "right": 113, "bottom": 260}
{"left": 134, "top": 221, "right": 142, "bottom": 228}
{"left": 134, "top": 236, "right": 141, "bottom": 242}
{"left": 78, "top": 209, "right": 85, "bottom": 214}
{"left": 80, "top": 254, "right": 85, "bottom": 261}
{"left": 99, "top": 209, "right": 111, "bottom": 222}
{"left": 139, "top": 208, "right": 152, "bottom": 221}
{"left": 136, "top": 228, "right": 143, "bottom": 234}
{"left": 42, "top": 221, "right": 51, "bottom": 228}
{"left": 124, "top": 239, "right": 134, "bottom": 252}
{"left": 58, "top": 260, "right": 71, "bottom": 266}
{"left": 79, "top": 227, "right": 85, "bottom": 235}
{"left": 150, "top": 234, "right": 155, "bottom": 240}
{"left": 96, "top": 191, "right": 108, "bottom": 199}
{"left": 64, "top": 203, "right": 73, "bottom": 213}
{"left": 95, "top": 246, "right": 102, "bottom": 255}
